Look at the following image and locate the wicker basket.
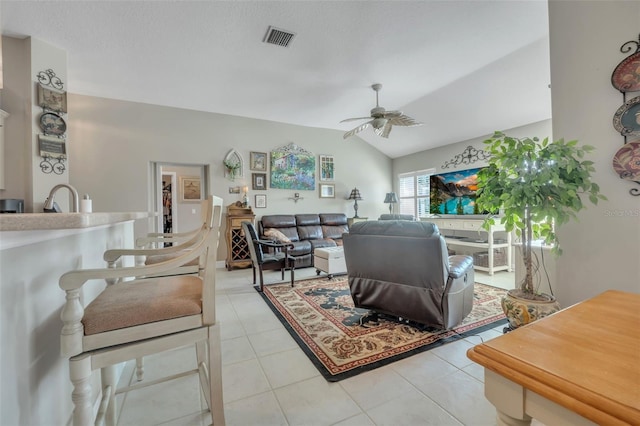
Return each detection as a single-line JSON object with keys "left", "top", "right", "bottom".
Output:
{"left": 473, "top": 249, "right": 507, "bottom": 267}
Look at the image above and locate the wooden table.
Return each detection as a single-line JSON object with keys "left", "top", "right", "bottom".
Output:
{"left": 467, "top": 290, "right": 640, "bottom": 426}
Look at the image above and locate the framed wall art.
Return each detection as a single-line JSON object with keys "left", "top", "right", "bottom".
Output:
{"left": 319, "top": 154, "right": 334, "bottom": 181}
{"left": 38, "top": 134, "right": 67, "bottom": 159}
{"left": 250, "top": 151, "right": 267, "bottom": 171}
{"left": 319, "top": 183, "right": 335, "bottom": 198}
{"left": 252, "top": 173, "right": 267, "bottom": 190}
{"left": 37, "top": 84, "right": 67, "bottom": 113}
{"left": 180, "top": 176, "right": 202, "bottom": 202}
{"left": 255, "top": 194, "right": 267, "bottom": 208}
{"left": 270, "top": 142, "right": 315, "bottom": 190}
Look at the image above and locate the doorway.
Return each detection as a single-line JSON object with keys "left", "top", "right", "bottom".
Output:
{"left": 151, "top": 162, "right": 209, "bottom": 238}
{"left": 161, "top": 172, "right": 177, "bottom": 246}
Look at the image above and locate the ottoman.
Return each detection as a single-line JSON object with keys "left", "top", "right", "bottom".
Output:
{"left": 314, "top": 246, "right": 347, "bottom": 278}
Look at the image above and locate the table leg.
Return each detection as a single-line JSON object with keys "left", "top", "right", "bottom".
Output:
{"left": 485, "top": 369, "right": 532, "bottom": 426}
{"left": 497, "top": 411, "right": 532, "bottom": 426}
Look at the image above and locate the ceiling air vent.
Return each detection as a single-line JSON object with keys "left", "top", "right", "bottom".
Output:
{"left": 263, "top": 26, "right": 296, "bottom": 48}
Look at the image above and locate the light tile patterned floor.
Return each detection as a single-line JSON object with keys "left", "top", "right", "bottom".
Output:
{"left": 114, "top": 267, "right": 517, "bottom": 425}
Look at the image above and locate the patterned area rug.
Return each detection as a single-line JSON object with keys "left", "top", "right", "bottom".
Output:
{"left": 258, "top": 276, "right": 507, "bottom": 381}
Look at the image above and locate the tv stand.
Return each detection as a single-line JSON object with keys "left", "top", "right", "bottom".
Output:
{"left": 426, "top": 218, "right": 512, "bottom": 275}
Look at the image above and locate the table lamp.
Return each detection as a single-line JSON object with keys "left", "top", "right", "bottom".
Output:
{"left": 348, "top": 188, "right": 363, "bottom": 217}
{"left": 384, "top": 192, "right": 398, "bottom": 216}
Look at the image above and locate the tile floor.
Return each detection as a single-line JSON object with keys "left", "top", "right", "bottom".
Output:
{"left": 114, "top": 267, "right": 519, "bottom": 426}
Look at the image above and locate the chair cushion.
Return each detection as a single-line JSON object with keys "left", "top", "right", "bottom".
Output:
{"left": 263, "top": 228, "right": 291, "bottom": 243}
{"left": 82, "top": 275, "right": 202, "bottom": 335}
{"left": 144, "top": 250, "right": 199, "bottom": 266}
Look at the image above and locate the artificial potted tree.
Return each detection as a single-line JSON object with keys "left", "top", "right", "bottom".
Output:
{"left": 476, "top": 132, "right": 606, "bottom": 330}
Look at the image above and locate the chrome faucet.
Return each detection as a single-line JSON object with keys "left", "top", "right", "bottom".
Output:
{"left": 44, "top": 184, "right": 80, "bottom": 213}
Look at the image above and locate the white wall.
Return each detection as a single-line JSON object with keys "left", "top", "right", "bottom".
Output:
{"left": 393, "top": 119, "right": 553, "bottom": 180}
{"left": 549, "top": 0, "right": 640, "bottom": 307}
{"left": 67, "top": 94, "right": 392, "bottom": 259}
{"left": 0, "top": 223, "right": 135, "bottom": 426}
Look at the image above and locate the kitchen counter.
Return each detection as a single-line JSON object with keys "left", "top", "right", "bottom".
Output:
{"left": 0, "top": 212, "right": 152, "bottom": 250}
{"left": 0, "top": 212, "right": 149, "bottom": 425}
{"left": 0, "top": 211, "right": 150, "bottom": 231}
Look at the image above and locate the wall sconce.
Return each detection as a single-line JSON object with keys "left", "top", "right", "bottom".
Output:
{"left": 347, "top": 188, "right": 363, "bottom": 217}
{"left": 384, "top": 192, "right": 398, "bottom": 215}
{"left": 288, "top": 192, "right": 304, "bottom": 203}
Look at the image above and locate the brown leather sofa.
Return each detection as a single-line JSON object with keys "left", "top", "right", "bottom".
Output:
{"left": 343, "top": 220, "right": 474, "bottom": 329}
{"left": 258, "top": 214, "right": 348, "bottom": 268}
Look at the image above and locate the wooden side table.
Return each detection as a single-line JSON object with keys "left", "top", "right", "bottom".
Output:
{"left": 225, "top": 203, "right": 255, "bottom": 270}
{"left": 467, "top": 290, "right": 640, "bottom": 426}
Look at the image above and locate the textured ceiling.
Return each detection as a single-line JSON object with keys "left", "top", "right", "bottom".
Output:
{"left": 1, "top": 1, "right": 552, "bottom": 158}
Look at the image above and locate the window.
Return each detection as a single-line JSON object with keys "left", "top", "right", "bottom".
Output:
{"left": 398, "top": 169, "right": 435, "bottom": 219}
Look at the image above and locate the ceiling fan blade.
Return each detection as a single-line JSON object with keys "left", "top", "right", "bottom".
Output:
{"left": 382, "top": 110, "right": 402, "bottom": 118}
{"left": 343, "top": 120, "right": 372, "bottom": 139}
{"left": 388, "top": 114, "right": 423, "bottom": 127}
{"left": 340, "top": 116, "right": 372, "bottom": 123}
{"left": 373, "top": 121, "right": 393, "bottom": 138}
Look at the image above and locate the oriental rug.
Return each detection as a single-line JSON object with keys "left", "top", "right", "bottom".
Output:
{"left": 258, "top": 276, "right": 507, "bottom": 381}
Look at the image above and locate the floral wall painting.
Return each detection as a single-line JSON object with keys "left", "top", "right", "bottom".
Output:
{"left": 250, "top": 151, "right": 267, "bottom": 171}
{"left": 270, "top": 143, "right": 315, "bottom": 190}
{"left": 319, "top": 154, "right": 334, "bottom": 181}
{"left": 224, "top": 149, "right": 243, "bottom": 181}
{"left": 180, "top": 176, "right": 202, "bottom": 202}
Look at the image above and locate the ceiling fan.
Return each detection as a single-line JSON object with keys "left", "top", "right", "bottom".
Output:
{"left": 341, "top": 83, "right": 423, "bottom": 139}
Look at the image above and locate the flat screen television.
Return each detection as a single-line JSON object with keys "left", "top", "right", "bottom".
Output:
{"left": 429, "top": 167, "right": 486, "bottom": 215}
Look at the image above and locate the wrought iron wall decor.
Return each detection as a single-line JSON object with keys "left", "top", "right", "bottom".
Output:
{"left": 35, "top": 68, "right": 68, "bottom": 174}
{"left": 441, "top": 145, "right": 490, "bottom": 169}
{"left": 36, "top": 69, "right": 64, "bottom": 90}
{"left": 611, "top": 33, "right": 640, "bottom": 196}
{"left": 39, "top": 155, "right": 66, "bottom": 175}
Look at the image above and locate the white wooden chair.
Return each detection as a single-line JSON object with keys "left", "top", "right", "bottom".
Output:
{"left": 104, "top": 197, "right": 217, "bottom": 277}
{"left": 59, "top": 196, "right": 224, "bottom": 426}
{"left": 102, "top": 197, "right": 220, "bottom": 381}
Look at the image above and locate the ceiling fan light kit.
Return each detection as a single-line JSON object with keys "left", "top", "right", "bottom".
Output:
{"left": 342, "top": 83, "right": 423, "bottom": 139}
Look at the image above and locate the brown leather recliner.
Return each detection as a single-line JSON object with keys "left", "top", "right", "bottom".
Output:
{"left": 343, "top": 220, "right": 474, "bottom": 329}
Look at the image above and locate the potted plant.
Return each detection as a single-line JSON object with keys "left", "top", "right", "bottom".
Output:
{"left": 476, "top": 132, "right": 606, "bottom": 330}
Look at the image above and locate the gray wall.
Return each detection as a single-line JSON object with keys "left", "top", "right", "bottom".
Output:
{"left": 66, "top": 94, "right": 392, "bottom": 260}
{"left": 393, "top": 119, "right": 553, "bottom": 180}
{"left": 549, "top": 0, "right": 640, "bottom": 306}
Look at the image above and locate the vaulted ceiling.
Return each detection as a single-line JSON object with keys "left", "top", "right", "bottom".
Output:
{"left": 1, "top": 1, "right": 551, "bottom": 158}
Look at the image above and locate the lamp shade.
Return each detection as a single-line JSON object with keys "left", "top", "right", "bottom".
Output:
{"left": 348, "top": 188, "right": 363, "bottom": 200}
{"left": 384, "top": 192, "right": 398, "bottom": 204}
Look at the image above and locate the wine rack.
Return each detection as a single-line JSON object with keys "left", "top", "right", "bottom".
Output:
{"left": 225, "top": 203, "right": 255, "bottom": 270}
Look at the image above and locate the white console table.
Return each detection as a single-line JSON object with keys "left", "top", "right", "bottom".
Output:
{"left": 426, "top": 218, "right": 512, "bottom": 275}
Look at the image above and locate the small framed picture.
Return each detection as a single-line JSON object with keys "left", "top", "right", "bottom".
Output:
{"left": 180, "top": 176, "right": 202, "bottom": 202}
{"left": 319, "top": 183, "right": 335, "bottom": 198}
{"left": 250, "top": 151, "right": 267, "bottom": 171}
{"left": 319, "top": 154, "right": 334, "bottom": 181}
{"left": 38, "top": 84, "right": 67, "bottom": 113}
{"left": 38, "top": 134, "right": 67, "bottom": 159}
{"left": 255, "top": 194, "right": 267, "bottom": 208}
{"left": 252, "top": 173, "right": 267, "bottom": 190}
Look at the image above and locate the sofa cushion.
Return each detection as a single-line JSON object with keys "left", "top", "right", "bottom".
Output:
{"left": 295, "top": 214, "right": 321, "bottom": 226}
{"left": 260, "top": 215, "right": 300, "bottom": 242}
{"left": 289, "top": 240, "right": 312, "bottom": 256}
{"left": 263, "top": 228, "right": 291, "bottom": 243}
{"left": 322, "top": 224, "right": 348, "bottom": 240}
{"left": 319, "top": 213, "right": 347, "bottom": 226}
{"left": 298, "top": 224, "right": 324, "bottom": 240}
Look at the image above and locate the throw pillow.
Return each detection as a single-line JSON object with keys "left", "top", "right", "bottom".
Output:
{"left": 263, "top": 228, "right": 291, "bottom": 243}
